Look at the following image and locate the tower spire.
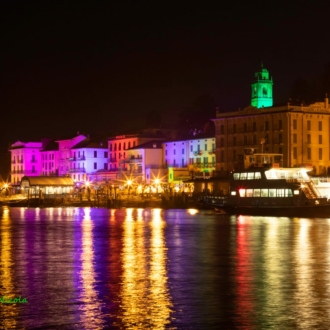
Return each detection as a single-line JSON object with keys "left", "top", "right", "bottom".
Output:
{"left": 251, "top": 64, "right": 273, "bottom": 108}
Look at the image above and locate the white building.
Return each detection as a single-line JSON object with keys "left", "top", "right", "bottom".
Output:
{"left": 70, "top": 139, "right": 108, "bottom": 182}
{"left": 124, "top": 140, "right": 166, "bottom": 184}
{"left": 163, "top": 135, "right": 216, "bottom": 181}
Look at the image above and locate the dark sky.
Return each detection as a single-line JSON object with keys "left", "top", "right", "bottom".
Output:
{"left": 1, "top": 1, "right": 330, "bottom": 178}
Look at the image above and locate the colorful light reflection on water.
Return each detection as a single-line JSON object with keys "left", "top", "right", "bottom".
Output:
{"left": 1, "top": 207, "right": 330, "bottom": 329}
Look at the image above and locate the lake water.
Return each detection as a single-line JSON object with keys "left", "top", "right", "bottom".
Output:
{"left": 1, "top": 207, "right": 330, "bottom": 329}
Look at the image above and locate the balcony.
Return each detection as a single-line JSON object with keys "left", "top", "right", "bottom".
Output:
{"left": 208, "top": 150, "right": 215, "bottom": 155}
{"left": 193, "top": 150, "right": 203, "bottom": 156}
{"left": 69, "top": 168, "right": 86, "bottom": 173}
{"left": 121, "top": 155, "right": 143, "bottom": 163}
{"left": 11, "top": 170, "right": 39, "bottom": 175}
{"left": 69, "top": 156, "right": 86, "bottom": 161}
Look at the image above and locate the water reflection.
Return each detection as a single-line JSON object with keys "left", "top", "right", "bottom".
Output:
{"left": 78, "top": 207, "right": 105, "bottom": 328}
{"left": 0, "top": 207, "right": 18, "bottom": 329}
{"left": 119, "top": 208, "right": 172, "bottom": 329}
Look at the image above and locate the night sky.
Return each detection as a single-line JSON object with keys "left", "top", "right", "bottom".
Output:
{"left": 1, "top": 1, "right": 330, "bottom": 179}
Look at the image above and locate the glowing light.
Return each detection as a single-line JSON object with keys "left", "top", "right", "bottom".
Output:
{"left": 187, "top": 209, "right": 198, "bottom": 215}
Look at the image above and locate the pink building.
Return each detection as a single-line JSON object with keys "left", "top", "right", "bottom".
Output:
{"left": 10, "top": 140, "right": 48, "bottom": 185}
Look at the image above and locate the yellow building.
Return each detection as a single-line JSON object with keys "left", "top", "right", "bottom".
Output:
{"left": 213, "top": 65, "right": 330, "bottom": 175}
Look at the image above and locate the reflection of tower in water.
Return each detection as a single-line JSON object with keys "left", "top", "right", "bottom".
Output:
{"left": 119, "top": 208, "right": 173, "bottom": 328}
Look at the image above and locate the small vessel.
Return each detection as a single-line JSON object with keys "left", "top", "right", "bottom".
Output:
{"left": 201, "top": 153, "right": 330, "bottom": 217}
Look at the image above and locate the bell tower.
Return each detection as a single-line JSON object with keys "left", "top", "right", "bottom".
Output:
{"left": 251, "top": 63, "right": 273, "bottom": 108}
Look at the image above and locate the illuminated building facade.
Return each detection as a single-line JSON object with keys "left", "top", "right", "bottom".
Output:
{"left": 10, "top": 141, "right": 43, "bottom": 185}
{"left": 70, "top": 139, "right": 108, "bottom": 182}
{"left": 213, "top": 66, "right": 330, "bottom": 175}
{"left": 123, "top": 140, "right": 165, "bottom": 184}
{"left": 163, "top": 136, "right": 216, "bottom": 182}
{"left": 108, "top": 134, "right": 164, "bottom": 173}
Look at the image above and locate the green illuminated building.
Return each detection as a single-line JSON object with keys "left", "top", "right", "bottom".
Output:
{"left": 251, "top": 64, "right": 273, "bottom": 108}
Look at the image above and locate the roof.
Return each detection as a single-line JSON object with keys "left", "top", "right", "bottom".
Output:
{"left": 129, "top": 140, "right": 164, "bottom": 150}
{"left": 20, "top": 176, "right": 74, "bottom": 186}
{"left": 71, "top": 139, "right": 107, "bottom": 149}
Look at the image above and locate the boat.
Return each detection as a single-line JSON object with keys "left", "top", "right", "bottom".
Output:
{"left": 201, "top": 153, "right": 330, "bottom": 217}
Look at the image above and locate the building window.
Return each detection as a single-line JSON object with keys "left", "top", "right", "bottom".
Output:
{"left": 94, "top": 162, "right": 97, "bottom": 169}
{"left": 114, "top": 144, "right": 117, "bottom": 151}
{"left": 220, "top": 151, "right": 224, "bottom": 162}
{"left": 293, "top": 147, "right": 297, "bottom": 160}
{"left": 319, "top": 121, "right": 322, "bottom": 131}
{"left": 204, "top": 144, "right": 207, "bottom": 151}
{"left": 293, "top": 119, "right": 297, "bottom": 130}
{"left": 182, "top": 159, "right": 185, "bottom": 167}
{"left": 244, "top": 123, "right": 247, "bottom": 133}
{"left": 244, "top": 136, "right": 247, "bottom": 145}
{"left": 307, "top": 120, "right": 311, "bottom": 130}
{"left": 104, "top": 152, "right": 108, "bottom": 158}
{"left": 279, "top": 120, "right": 282, "bottom": 130}
{"left": 319, "top": 148, "right": 323, "bottom": 160}
{"left": 221, "top": 125, "right": 224, "bottom": 134}
{"left": 104, "top": 163, "right": 107, "bottom": 170}
{"left": 124, "top": 142, "right": 126, "bottom": 150}
{"left": 94, "top": 151, "right": 97, "bottom": 158}
{"left": 221, "top": 138, "right": 224, "bottom": 147}
{"left": 265, "top": 121, "right": 269, "bottom": 131}
{"left": 319, "top": 135, "right": 322, "bottom": 144}
{"left": 279, "top": 133, "right": 282, "bottom": 144}
{"left": 174, "top": 149, "right": 176, "bottom": 155}
{"left": 128, "top": 142, "right": 131, "bottom": 148}
{"left": 253, "top": 122, "right": 256, "bottom": 132}
{"left": 233, "top": 137, "right": 236, "bottom": 146}
{"left": 109, "top": 144, "right": 112, "bottom": 151}
{"left": 233, "top": 123, "right": 236, "bottom": 134}
{"left": 182, "top": 148, "right": 184, "bottom": 154}
{"left": 307, "top": 148, "right": 311, "bottom": 160}
{"left": 190, "top": 145, "right": 193, "bottom": 152}
{"left": 279, "top": 147, "right": 282, "bottom": 154}
{"left": 293, "top": 134, "right": 297, "bottom": 143}
{"left": 307, "top": 134, "right": 311, "bottom": 144}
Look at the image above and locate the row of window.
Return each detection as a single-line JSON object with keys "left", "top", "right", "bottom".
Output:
{"left": 220, "top": 120, "right": 323, "bottom": 134}
{"left": 42, "top": 154, "right": 55, "bottom": 160}
{"left": 233, "top": 172, "right": 262, "bottom": 180}
{"left": 109, "top": 141, "right": 136, "bottom": 151}
{"left": 236, "top": 188, "right": 295, "bottom": 197}
{"left": 293, "top": 147, "right": 323, "bottom": 160}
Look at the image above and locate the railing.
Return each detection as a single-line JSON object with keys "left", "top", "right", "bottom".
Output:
{"left": 193, "top": 150, "right": 203, "bottom": 156}
{"left": 11, "top": 170, "right": 39, "bottom": 174}
{"left": 208, "top": 150, "right": 215, "bottom": 155}
{"left": 69, "top": 156, "right": 86, "bottom": 161}
{"left": 69, "top": 168, "right": 86, "bottom": 173}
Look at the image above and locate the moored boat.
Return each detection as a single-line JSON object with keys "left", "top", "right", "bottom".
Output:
{"left": 201, "top": 153, "right": 330, "bottom": 217}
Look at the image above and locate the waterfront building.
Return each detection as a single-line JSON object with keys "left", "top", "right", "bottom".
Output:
{"left": 123, "top": 140, "right": 166, "bottom": 184}
{"left": 163, "top": 135, "right": 216, "bottom": 182}
{"left": 40, "top": 140, "right": 59, "bottom": 177}
{"left": 70, "top": 139, "right": 108, "bottom": 182}
{"left": 107, "top": 133, "right": 164, "bottom": 175}
{"left": 10, "top": 140, "right": 47, "bottom": 185}
{"left": 213, "top": 65, "right": 330, "bottom": 175}
{"left": 56, "top": 134, "right": 87, "bottom": 177}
